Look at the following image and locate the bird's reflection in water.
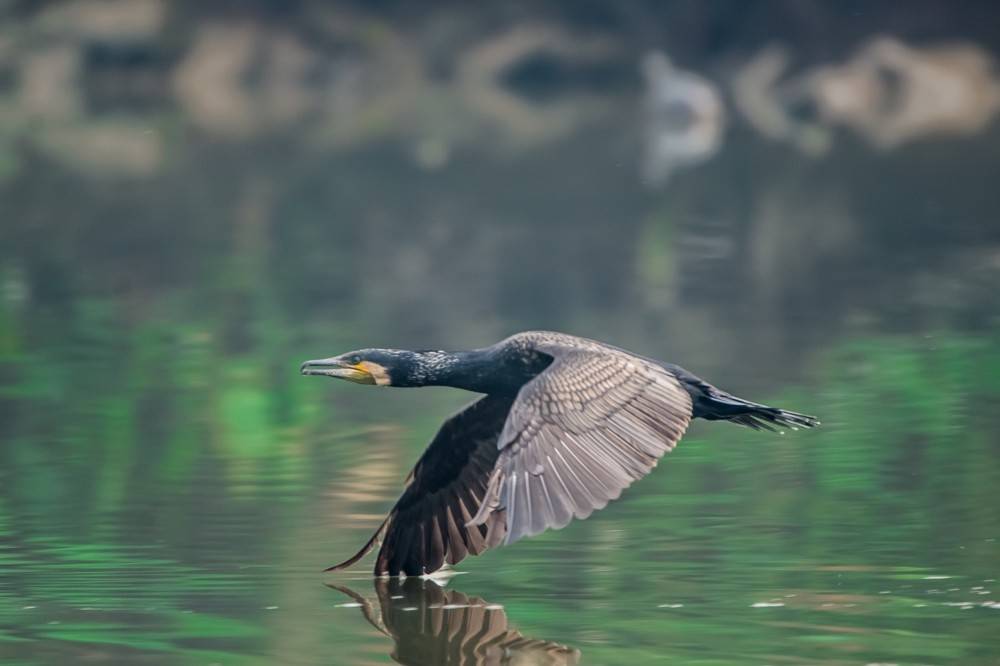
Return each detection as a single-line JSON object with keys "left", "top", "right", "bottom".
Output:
{"left": 330, "top": 577, "right": 581, "bottom": 665}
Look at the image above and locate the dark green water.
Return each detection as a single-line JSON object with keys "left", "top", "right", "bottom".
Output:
{"left": 3, "top": 331, "right": 1000, "bottom": 666}
{"left": 3, "top": 232, "right": 1000, "bottom": 665}
{"left": 3, "top": 5, "right": 1000, "bottom": 662}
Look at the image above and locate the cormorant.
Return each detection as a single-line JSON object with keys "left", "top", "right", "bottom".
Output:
{"left": 302, "top": 330, "right": 818, "bottom": 576}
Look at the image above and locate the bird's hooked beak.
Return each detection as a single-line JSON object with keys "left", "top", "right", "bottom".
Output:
{"left": 300, "top": 357, "right": 377, "bottom": 385}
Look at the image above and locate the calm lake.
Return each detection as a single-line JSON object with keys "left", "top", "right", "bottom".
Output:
{"left": 2, "top": 2, "right": 1000, "bottom": 664}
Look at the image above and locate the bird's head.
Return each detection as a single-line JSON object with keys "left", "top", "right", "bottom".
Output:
{"left": 300, "top": 348, "right": 452, "bottom": 387}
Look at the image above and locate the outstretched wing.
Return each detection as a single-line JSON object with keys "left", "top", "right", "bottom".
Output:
{"left": 327, "top": 393, "right": 514, "bottom": 576}
{"left": 470, "top": 342, "right": 693, "bottom": 545}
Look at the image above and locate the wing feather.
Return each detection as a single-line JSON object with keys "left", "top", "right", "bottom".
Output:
{"left": 470, "top": 341, "right": 693, "bottom": 546}
{"left": 328, "top": 393, "right": 515, "bottom": 576}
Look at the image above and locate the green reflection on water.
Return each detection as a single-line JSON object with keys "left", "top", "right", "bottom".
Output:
{"left": 0, "top": 538, "right": 260, "bottom": 663}
{"left": 2, "top": 307, "right": 999, "bottom": 664}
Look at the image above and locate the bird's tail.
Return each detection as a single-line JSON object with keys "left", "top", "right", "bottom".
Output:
{"left": 695, "top": 389, "right": 819, "bottom": 432}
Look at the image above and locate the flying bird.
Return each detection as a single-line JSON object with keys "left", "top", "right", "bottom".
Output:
{"left": 302, "top": 331, "right": 818, "bottom": 576}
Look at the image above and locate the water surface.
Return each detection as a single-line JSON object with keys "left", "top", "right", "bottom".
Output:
{"left": 2, "top": 3, "right": 1000, "bottom": 663}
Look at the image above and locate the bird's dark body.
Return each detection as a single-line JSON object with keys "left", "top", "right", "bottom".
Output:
{"left": 302, "top": 330, "right": 818, "bottom": 576}
{"left": 418, "top": 340, "right": 776, "bottom": 425}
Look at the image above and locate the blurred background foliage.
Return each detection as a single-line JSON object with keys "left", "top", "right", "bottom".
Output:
{"left": 1, "top": 1, "right": 999, "bottom": 664}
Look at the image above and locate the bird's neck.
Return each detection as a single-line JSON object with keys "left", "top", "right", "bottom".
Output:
{"left": 416, "top": 349, "right": 497, "bottom": 393}
{"left": 418, "top": 348, "right": 545, "bottom": 395}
